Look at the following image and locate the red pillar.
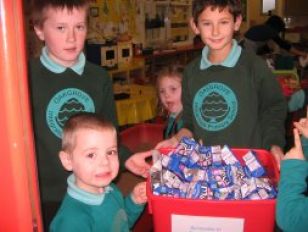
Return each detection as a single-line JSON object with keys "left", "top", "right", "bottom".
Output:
{"left": 0, "top": 0, "right": 43, "bottom": 231}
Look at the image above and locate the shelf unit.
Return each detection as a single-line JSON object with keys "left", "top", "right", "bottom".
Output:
{"left": 108, "top": 57, "right": 145, "bottom": 85}
{"left": 141, "top": 43, "right": 203, "bottom": 82}
{"left": 139, "top": 0, "right": 194, "bottom": 48}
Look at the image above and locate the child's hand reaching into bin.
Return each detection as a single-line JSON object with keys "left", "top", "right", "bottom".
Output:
{"left": 155, "top": 137, "right": 179, "bottom": 149}
{"left": 155, "top": 128, "right": 193, "bottom": 149}
{"left": 125, "top": 151, "right": 152, "bottom": 178}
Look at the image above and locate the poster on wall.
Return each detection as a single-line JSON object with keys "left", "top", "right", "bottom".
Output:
{"left": 88, "top": 0, "right": 139, "bottom": 43}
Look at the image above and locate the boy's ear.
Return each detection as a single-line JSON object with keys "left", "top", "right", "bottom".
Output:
{"left": 34, "top": 25, "right": 45, "bottom": 41}
{"left": 234, "top": 15, "right": 242, "bottom": 32}
{"left": 189, "top": 17, "right": 200, "bottom": 35}
{"left": 59, "top": 151, "right": 73, "bottom": 171}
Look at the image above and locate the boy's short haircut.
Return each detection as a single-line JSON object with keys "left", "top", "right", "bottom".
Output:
{"left": 61, "top": 113, "right": 116, "bottom": 153}
{"left": 156, "top": 63, "right": 184, "bottom": 88}
{"left": 192, "top": 0, "right": 242, "bottom": 24}
{"left": 31, "top": 0, "right": 90, "bottom": 27}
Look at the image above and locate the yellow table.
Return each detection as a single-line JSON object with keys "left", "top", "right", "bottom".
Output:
{"left": 115, "top": 84, "right": 157, "bottom": 126}
{"left": 272, "top": 68, "right": 300, "bottom": 89}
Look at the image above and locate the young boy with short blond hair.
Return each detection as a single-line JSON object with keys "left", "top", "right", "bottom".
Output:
{"left": 50, "top": 113, "right": 146, "bottom": 231}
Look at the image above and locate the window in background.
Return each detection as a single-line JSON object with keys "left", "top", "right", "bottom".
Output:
{"left": 261, "top": 0, "right": 276, "bottom": 15}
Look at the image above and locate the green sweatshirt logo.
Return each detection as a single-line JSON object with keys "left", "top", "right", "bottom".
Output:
{"left": 46, "top": 88, "right": 95, "bottom": 138}
{"left": 193, "top": 82, "right": 238, "bottom": 131}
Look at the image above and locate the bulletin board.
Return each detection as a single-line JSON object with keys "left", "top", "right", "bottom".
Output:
{"left": 88, "top": 0, "right": 140, "bottom": 41}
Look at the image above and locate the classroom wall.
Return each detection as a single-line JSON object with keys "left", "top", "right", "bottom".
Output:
{"left": 25, "top": 0, "right": 307, "bottom": 58}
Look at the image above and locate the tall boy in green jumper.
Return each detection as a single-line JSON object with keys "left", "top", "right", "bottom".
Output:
{"left": 156, "top": 0, "right": 287, "bottom": 166}
{"left": 29, "top": 0, "right": 150, "bottom": 228}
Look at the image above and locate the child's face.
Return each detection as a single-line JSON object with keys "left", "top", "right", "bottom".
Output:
{"left": 62, "top": 128, "right": 119, "bottom": 194}
{"left": 158, "top": 76, "right": 183, "bottom": 114}
{"left": 191, "top": 6, "right": 241, "bottom": 59}
{"left": 34, "top": 6, "right": 87, "bottom": 67}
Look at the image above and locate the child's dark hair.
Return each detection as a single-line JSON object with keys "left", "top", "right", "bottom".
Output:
{"left": 192, "top": 0, "right": 242, "bottom": 24}
{"left": 62, "top": 112, "right": 115, "bottom": 152}
{"left": 31, "top": 0, "right": 90, "bottom": 27}
{"left": 156, "top": 64, "right": 184, "bottom": 89}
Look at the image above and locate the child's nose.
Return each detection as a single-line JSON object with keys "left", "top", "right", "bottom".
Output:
{"left": 98, "top": 155, "right": 109, "bottom": 166}
{"left": 67, "top": 28, "right": 76, "bottom": 42}
{"left": 164, "top": 91, "right": 170, "bottom": 98}
{"left": 212, "top": 24, "right": 220, "bottom": 36}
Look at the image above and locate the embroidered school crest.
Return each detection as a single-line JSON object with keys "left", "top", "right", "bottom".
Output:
{"left": 193, "top": 82, "right": 238, "bottom": 131}
{"left": 46, "top": 88, "right": 95, "bottom": 138}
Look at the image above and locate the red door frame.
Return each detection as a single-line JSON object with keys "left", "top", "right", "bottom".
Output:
{"left": 0, "top": 0, "right": 42, "bottom": 231}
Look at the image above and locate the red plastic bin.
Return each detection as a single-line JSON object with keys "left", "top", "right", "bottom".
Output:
{"left": 147, "top": 148, "right": 279, "bottom": 232}
{"left": 120, "top": 123, "right": 164, "bottom": 152}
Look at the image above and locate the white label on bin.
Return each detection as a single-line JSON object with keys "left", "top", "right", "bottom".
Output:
{"left": 171, "top": 214, "right": 244, "bottom": 232}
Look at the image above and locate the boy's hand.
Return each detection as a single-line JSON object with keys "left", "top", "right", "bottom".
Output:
{"left": 294, "top": 107, "right": 308, "bottom": 138}
{"left": 155, "top": 128, "right": 192, "bottom": 149}
{"left": 284, "top": 128, "right": 305, "bottom": 160}
{"left": 155, "top": 137, "right": 178, "bottom": 149}
{"left": 125, "top": 151, "right": 152, "bottom": 178}
{"left": 131, "top": 181, "right": 147, "bottom": 204}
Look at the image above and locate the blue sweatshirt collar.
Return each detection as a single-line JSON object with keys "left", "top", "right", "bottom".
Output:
{"left": 67, "top": 174, "right": 113, "bottom": 205}
{"left": 40, "top": 46, "right": 85, "bottom": 75}
{"left": 200, "top": 39, "right": 242, "bottom": 70}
